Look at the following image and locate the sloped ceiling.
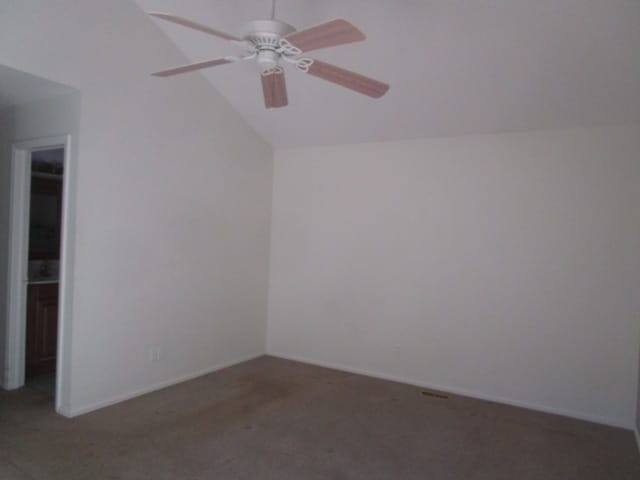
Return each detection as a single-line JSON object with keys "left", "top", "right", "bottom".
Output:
{"left": 134, "top": 0, "right": 640, "bottom": 148}
{"left": 0, "top": 64, "right": 76, "bottom": 110}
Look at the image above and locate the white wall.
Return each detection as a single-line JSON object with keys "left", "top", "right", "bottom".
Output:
{"left": 0, "top": 1, "right": 273, "bottom": 415}
{"left": 268, "top": 125, "right": 640, "bottom": 428}
{"left": 0, "top": 106, "right": 13, "bottom": 386}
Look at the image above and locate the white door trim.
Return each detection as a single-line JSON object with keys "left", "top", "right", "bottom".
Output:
{"left": 4, "top": 135, "right": 72, "bottom": 414}
{"left": 5, "top": 144, "right": 32, "bottom": 390}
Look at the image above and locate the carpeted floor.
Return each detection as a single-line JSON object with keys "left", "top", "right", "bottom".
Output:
{"left": 24, "top": 373, "right": 56, "bottom": 399}
{"left": 1, "top": 356, "right": 639, "bottom": 479}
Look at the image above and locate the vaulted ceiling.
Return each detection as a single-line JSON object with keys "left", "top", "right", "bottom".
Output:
{"left": 0, "top": 64, "right": 76, "bottom": 110}
{"left": 134, "top": 0, "right": 640, "bottom": 148}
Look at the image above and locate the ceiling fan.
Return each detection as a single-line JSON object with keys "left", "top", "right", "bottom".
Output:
{"left": 148, "top": 0, "right": 389, "bottom": 109}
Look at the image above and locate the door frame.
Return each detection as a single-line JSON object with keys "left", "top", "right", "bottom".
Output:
{"left": 4, "top": 135, "right": 72, "bottom": 414}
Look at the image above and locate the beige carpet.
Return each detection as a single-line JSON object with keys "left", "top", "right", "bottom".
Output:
{"left": 1, "top": 356, "right": 638, "bottom": 479}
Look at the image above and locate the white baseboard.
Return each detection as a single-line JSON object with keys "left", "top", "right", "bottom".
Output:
{"left": 267, "top": 351, "right": 631, "bottom": 430}
{"left": 57, "top": 352, "right": 264, "bottom": 418}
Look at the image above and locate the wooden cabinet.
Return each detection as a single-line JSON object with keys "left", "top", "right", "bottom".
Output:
{"left": 26, "top": 283, "right": 58, "bottom": 378}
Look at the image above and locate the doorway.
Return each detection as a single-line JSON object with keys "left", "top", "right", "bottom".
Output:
{"left": 25, "top": 147, "right": 64, "bottom": 396}
{"left": 5, "top": 136, "right": 72, "bottom": 411}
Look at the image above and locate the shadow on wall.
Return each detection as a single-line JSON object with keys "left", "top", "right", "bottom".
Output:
{"left": 637, "top": 336, "right": 640, "bottom": 439}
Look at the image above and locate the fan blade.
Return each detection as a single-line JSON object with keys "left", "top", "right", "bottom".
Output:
{"left": 148, "top": 12, "right": 241, "bottom": 41}
{"left": 284, "top": 19, "right": 365, "bottom": 53}
{"left": 152, "top": 58, "right": 232, "bottom": 77}
{"left": 306, "top": 60, "right": 389, "bottom": 98}
{"left": 261, "top": 71, "right": 288, "bottom": 109}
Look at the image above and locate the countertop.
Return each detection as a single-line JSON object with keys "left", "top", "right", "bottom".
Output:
{"left": 28, "top": 279, "right": 59, "bottom": 285}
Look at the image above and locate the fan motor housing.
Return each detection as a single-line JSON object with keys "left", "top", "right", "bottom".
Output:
{"left": 241, "top": 19, "right": 296, "bottom": 50}
{"left": 256, "top": 50, "right": 280, "bottom": 71}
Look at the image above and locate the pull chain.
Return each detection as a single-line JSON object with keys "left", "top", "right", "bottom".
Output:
{"left": 271, "top": 0, "right": 276, "bottom": 19}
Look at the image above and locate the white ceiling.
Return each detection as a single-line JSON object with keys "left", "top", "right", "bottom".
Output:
{"left": 135, "top": 0, "right": 640, "bottom": 148}
{"left": 0, "top": 64, "right": 76, "bottom": 110}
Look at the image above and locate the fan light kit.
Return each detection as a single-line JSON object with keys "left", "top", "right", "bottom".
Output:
{"left": 148, "top": 0, "right": 389, "bottom": 109}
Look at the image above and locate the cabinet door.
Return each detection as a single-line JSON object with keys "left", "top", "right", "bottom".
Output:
{"left": 26, "top": 283, "right": 58, "bottom": 377}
